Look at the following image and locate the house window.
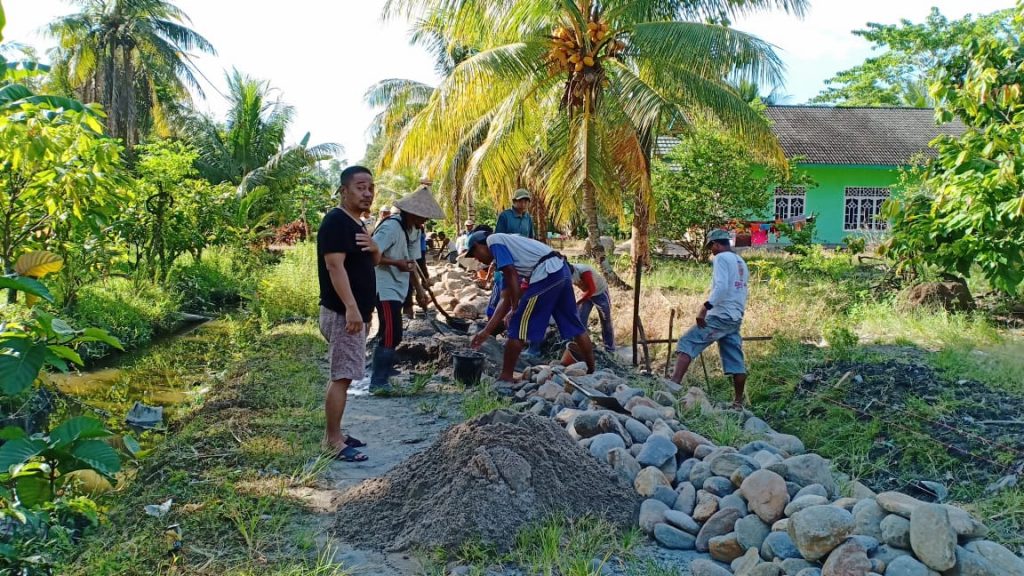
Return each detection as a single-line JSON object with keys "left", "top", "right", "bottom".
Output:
{"left": 844, "top": 187, "right": 891, "bottom": 231}
{"left": 774, "top": 187, "right": 806, "bottom": 220}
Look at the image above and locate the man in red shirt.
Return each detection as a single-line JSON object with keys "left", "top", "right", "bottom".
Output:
{"left": 572, "top": 262, "right": 615, "bottom": 352}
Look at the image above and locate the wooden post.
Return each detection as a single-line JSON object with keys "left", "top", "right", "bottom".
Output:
{"left": 632, "top": 263, "right": 642, "bottom": 367}
{"left": 664, "top": 309, "right": 675, "bottom": 377}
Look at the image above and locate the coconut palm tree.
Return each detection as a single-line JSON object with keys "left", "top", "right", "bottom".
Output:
{"left": 186, "top": 70, "right": 341, "bottom": 206}
{"left": 46, "top": 0, "right": 215, "bottom": 148}
{"left": 364, "top": 13, "right": 483, "bottom": 223}
{"left": 380, "top": 0, "right": 805, "bottom": 262}
{"left": 732, "top": 79, "right": 792, "bottom": 105}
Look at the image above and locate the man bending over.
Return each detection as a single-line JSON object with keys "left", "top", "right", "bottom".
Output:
{"left": 464, "top": 231, "right": 596, "bottom": 383}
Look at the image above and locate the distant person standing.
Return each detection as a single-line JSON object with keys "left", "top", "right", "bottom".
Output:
{"left": 493, "top": 190, "right": 544, "bottom": 353}
{"left": 317, "top": 166, "right": 381, "bottom": 462}
{"left": 495, "top": 188, "right": 534, "bottom": 239}
{"left": 670, "top": 229, "right": 750, "bottom": 407}
{"left": 572, "top": 262, "right": 615, "bottom": 353}
{"left": 455, "top": 220, "right": 474, "bottom": 253}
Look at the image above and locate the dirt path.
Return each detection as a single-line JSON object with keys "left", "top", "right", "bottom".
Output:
{"left": 299, "top": 392, "right": 462, "bottom": 575}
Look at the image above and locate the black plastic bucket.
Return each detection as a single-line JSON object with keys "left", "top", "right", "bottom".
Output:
{"left": 452, "top": 350, "right": 485, "bottom": 386}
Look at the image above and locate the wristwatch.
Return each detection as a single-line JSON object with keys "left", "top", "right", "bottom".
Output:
{"left": 703, "top": 301, "right": 714, "bottom": 310}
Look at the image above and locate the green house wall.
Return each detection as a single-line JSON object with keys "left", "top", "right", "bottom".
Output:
{"left": 771, "top": 163, "right": 902, "bottom": 245}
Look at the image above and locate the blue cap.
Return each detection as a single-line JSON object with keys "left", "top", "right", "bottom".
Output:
{"left": 460, "top": 231, "right": 488, "bottom": 258}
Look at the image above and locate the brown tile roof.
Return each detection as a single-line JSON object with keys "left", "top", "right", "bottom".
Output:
{"left": 764, "top": 105, "right": 966, "bottom": 166}
{"left": 656, "top": 106, "right": 967, "bottom": 166}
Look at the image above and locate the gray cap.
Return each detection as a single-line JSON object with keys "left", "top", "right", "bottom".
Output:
{"left": 706, "top": 229, "right": 732, "bottom": 245}
{"left": 512, "top": 188, "right": 531, "bottom": 201}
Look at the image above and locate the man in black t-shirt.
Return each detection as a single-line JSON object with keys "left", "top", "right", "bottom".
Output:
{"left": 317, "top": 165, "right": 381, "bottom": 462}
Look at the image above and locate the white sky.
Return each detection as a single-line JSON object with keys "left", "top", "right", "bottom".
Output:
{"left": 4, "top": 0, "right": 1014, "bottom": 163}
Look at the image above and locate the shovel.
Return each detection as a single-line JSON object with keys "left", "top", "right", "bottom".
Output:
{"left": 414, "top": 266, "right": 470, "bottom": 333}
{"left": 555, "top": 374, "right": 629, "bottom": 414}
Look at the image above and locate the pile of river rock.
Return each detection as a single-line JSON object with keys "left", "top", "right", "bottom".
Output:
{"left": 503, "top": 362, "right": 1024, "bottom": 576}
{"left": 429, "top": 264, "right": 490, "bottom": 320}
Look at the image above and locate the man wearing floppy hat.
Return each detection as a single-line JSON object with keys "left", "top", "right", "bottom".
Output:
{"left": 369, "top": 186, "right": 445, "bottom": 393}
{"left": 669, "top": 229, "right": 750, "bottom": 407}
{"left": 463, "top": 230, "right": 596, "bottom": 383}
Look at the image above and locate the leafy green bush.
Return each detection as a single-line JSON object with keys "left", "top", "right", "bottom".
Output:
{"left": 823, "top": 323, "right": 859, "bottom": 360}
{"left": 778, "top": 219, "right": 818, "bottom": 256}
{"left": 169, "top": 248, "right": 256, "bottom": 313}
{"left": 0, "top": 272, "right": 124, "bottom": 573}
{"left": 842, "top": 235, "right": 867, "bottom": 256}
{"left": 69, "top": 278, "right": 180, "bottom": 357}
{"left": 253, "top": 243, "right": 319, "bottom": 326}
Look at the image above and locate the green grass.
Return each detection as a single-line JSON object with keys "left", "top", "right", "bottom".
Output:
{"left": 418, "top": 516, "right": 637, "bottom": 576}
{"left": 69, "top": 277, "right": 181, "bottom": 358}
{"left": 460, "top": 385, "right": 512, "bottom": 419}
{"left": 169, "top": 247, "right": 259, "bottom": 313}
{"left": 253, "top": 243, "right": 320, "bottom": 327}
{"left": 61, "top": 320, "right": 345, "bottom": 575}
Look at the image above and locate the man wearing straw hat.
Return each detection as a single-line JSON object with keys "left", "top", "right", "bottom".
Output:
{"left": 369, "top": 186, "right": 445, "bottom": 393}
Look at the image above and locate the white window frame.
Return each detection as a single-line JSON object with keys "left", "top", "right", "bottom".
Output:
{"left": 844, "top": 187, "right": 891, "bottom": 231}
{"left": 774, "top": 186, "right": 806, "bottom": 220}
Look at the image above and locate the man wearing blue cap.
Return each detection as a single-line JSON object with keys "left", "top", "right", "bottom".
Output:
{"left": 463, "top": 230, "right": 595, "bottom": 383}
{"left": 670, "top": 229, "right": 750, "bottom": 407}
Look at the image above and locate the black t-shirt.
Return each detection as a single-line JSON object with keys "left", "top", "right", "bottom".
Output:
{"left": 317, "top": 208, "right": 376, "bottom": 321}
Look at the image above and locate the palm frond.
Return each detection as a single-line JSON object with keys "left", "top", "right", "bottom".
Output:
{"left": 627, "top": 21, "right": 784, "bottom": 88}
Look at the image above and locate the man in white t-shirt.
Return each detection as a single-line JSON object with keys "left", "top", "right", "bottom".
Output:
{"left": 463, "top": 231, "right": 595, "bottom": 382}
{"left": 670, "top": 229, "right": 750, "bottom": 407}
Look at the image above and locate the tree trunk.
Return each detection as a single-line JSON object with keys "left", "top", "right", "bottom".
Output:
{"left": 124, "top": 45, "right": 137, "bottom": 148}
{"left": 102, "top": 45, "right": 116, "bottom": 138}
{"left": 531, "top": 190, "right": 549, "bottom": 245}
{"left": 631, "top": 128, "right": 655, "bottom": 269}
{"left": 581, "top": 93, "right": 601, "bottom": 254}
{"left": 631, "top": 199, "right": 651, "bottom": 269}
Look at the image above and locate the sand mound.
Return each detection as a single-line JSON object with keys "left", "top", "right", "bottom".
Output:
{"left": 332, "top": 410, "right": 639, "bottom": 551}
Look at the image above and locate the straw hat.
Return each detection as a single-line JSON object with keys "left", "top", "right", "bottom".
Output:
{"left": 394, "top": 186, "right": 445, "bottom": 220}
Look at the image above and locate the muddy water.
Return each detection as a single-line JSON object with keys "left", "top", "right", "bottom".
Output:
{"left": 48, "top": 318, "right": 218, "bottom": 427}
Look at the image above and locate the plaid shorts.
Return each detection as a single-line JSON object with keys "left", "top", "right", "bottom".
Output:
{"left": 319, "top": 306, "right": 368, "bottom": 382}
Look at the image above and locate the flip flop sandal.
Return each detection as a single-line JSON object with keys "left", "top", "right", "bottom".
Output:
{"left": 344, "top": 435, "right": 367, "bottom": 448}
{"left": 334, "top": 446, "right": 368, "bottom": 462}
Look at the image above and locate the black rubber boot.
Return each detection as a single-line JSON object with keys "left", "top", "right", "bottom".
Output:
{"left": 369, "top": 346, "right": 396, "bottom": 395}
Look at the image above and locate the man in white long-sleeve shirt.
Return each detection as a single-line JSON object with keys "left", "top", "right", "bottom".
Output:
{"left": 670, "top": 229, "right": 750, "bottom": 407}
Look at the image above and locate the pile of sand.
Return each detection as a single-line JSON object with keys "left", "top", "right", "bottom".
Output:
{"left": 332, "top": 410, "right": 639, "bottom": 551}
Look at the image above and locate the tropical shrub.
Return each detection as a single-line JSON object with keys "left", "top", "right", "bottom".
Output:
{"left": 169, "top": 247, "right": 256, "bottom": 313}
{"left": 68, "top": 278, "right": 179, "bottom": 357}
{"left": 0, "top": 261, "right": 124, "bottom": 573}
{"left": 122, "top": 140, "right": 235, "bottom": 280}
{"left": 0, "top": 103, "right": 125, "bottom": 282}
{"left": 883, "top": 3, "right": 1024, "bottom": 295}
{"left": 651, "top": 130, "right": 780, "bottom": 260}
{"left": 253, "top": 243, "right": 319, "bottom": 326}
{"left": 841, "top": 235, "right": 867, "bottom": 256}
{"left": 778, "top": 219, "right": 818, "bottom": 256}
